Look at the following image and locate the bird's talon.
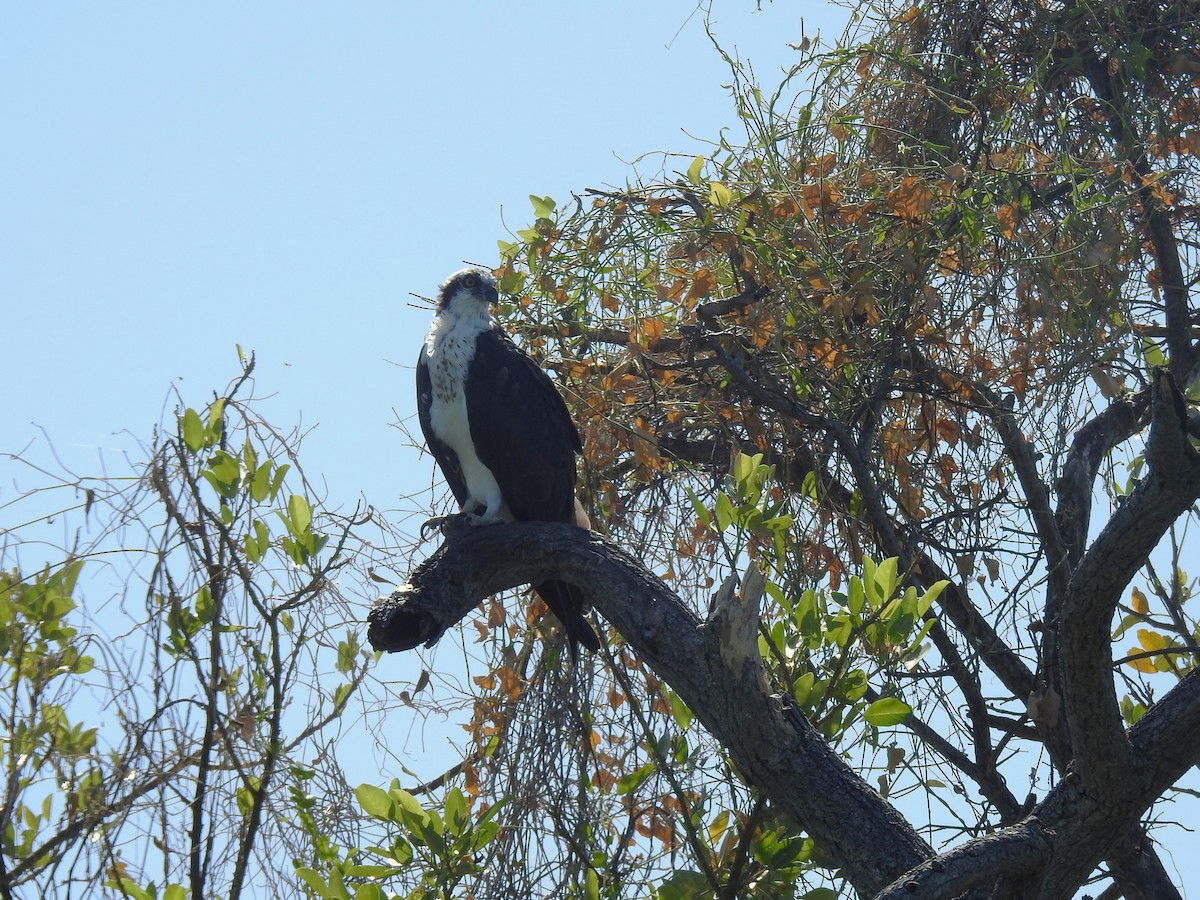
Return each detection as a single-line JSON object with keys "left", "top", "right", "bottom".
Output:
{"left": 419, "top": 514, "right": 454, "bottom": 541}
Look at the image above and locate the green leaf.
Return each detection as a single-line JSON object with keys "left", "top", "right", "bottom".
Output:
{"left": 917, "top": 580, "right": 950, "bottom": 616}
{"left": 872, "top": 556, "right": 899, "bottom": 604}
{"left": 668, "top": 690, "right": 694, "bottom": 730}
{"left": 332, "top": 682, "right": 352, "bottom": 711}
{"left": 709, "top": 181, "right": 733, "bottom": 208}
{"left": 250, "top": 461, "right": 274, "bottom": 502}
{"left": 1143, "top": 338, "right": 1167, "bottom": 369}
{"left": 826, "top": 612, "right": 853, "bottom": 648}
{"left": 847, "top": 576, "right": 865, "bottom": 616}
{"left": 388, "top": 787, "right": 428, "bottom": 823}
{"left": 287, "top": 494, "right": 312, "bottom": 535}
{"left": 839, "top": 668, "right": 869, "bottom": 702}
{"left": 1112, "top": 612, "right": 1141, "bottom": 641}
{"left": 203, "top": 450, "right": 241, "bottom": 497}
{"left": 253, "top": 519, "right": 269, "bottom": 557}
{"left": 236, "top": 777, "right": 260, "bottom": 817}
{"left": 444, "top": 786, "right": 468, "bottom": 834}
{"left": 864, "top": 697, "right": 912, "bottom": 726}
{"left": 181, "top": 408, "right": 205, "bottom": 452}
{"left": 654, "top": 870, "right": 711, "bottom": 899}
{"left": 356, "top": 784, "right": 393, "bottom": 821}
{"left": 792, "top": 670, "right": 815, "bottom": 707}
{"left": 616, "top": 761, "right": 656, "bottom": 796}
{"left": 530, "top": 194, "right": 556, "bottom": 220}
{"left": 715, "top": 492, "right": 735, "bottom": 533}
{"left": 206, "top": 398, "right": 226, "bottom": 444}
{"left": 686, "top": 155, "right": 706, "bottom": 186}
{"left": 684, "top": 487, "right": 711, "bottom": 530}
{"left": 104, "top": 880, "right": 152, "bottom": 900}
{"left": 195, "top": 585, "right": 215, "bottom": 627}
{"left": 326, "top": 868, "right": 352, "bottom": 900}
{"left": 336, "top": 637, "right": 356, "bottom": 675}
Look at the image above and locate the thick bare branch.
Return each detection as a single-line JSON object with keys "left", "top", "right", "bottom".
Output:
{"left": 1059, "top": 371, "right": 1200, "bottom": 791}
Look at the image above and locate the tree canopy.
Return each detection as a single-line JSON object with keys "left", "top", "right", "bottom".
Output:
{"left": 378, "top": 0, "right": 1200, "bottom": 895}
{"left": 4, "top": 0, "right": 1200, "bottom": 898}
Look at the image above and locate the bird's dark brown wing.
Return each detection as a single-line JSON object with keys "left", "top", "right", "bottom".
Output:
{"left": 464, "top": 326, "right": 581, "bottom": 524}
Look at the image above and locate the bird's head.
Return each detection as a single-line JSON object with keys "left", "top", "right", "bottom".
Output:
{"left": 436, "top": 268, "right": 499, "bottom": 316}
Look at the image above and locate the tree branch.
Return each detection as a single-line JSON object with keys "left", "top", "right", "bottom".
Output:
{"left": 1059, "top": 370, "right": 1200, "bottom": 793}
{"left": 368, "top": 520, "right": 934, "bottom": 898}
{"left": 874, "top": 662, "right": 1200, "bottom": 899}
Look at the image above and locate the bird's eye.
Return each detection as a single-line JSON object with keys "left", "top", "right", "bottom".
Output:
{"left": 463, "top": 274, "right": 478, "bottom": 289}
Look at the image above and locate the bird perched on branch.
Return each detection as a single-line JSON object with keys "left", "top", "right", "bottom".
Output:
{"left": 415, "top": 267, "right": 600, "bottom": 656}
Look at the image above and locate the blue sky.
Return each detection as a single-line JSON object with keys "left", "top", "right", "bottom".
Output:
{"left": 2, "top": 4, "right": 1194, "bottom": 895}
{"left": 2, "top": 2, "right": 839, "bottom": 513}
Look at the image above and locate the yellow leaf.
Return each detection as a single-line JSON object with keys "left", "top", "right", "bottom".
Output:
{"left": 1131, "top": 587, "right": 1149, "bottom": 614}
{"left": 1125, "top": 652, "right": 1157, "bottom": 674}
{"left": 1137, "top": 628, "right": 1167, "bottom": 652}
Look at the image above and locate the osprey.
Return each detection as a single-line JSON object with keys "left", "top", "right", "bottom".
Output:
{"left": 416, "top": 267, "right": 600, "bottom": 655}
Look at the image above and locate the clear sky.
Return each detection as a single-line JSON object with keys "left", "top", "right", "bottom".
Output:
{"left": 2, "top": 3, "right": 1193, "bottom": 896}
{"left": 1, "top": 1, "right": 839, "bottom": 512}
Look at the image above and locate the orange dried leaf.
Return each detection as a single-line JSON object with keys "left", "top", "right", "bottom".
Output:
{"left": 808, "top": 153, "right": 837, "bottom": 178}
{"left": 888, "top": 176, "right": 935, "bottom": 224}
{"left": 497, "top": 666, "right": 523, "bottom": 701}
{"left": 638, "top": 318, "right": 667, "bottom": 348}
{"left": 488, "top": 597, "right": 506, "bottom": 627}
{"left": 996, "top": 201, "right": 1019, "bottom": 238}
{"left": 772, "top": 196, "right": 801, "bottom": 218}
{"left": 686, "top": 267, "right": 718, "bottom": 303}
{"left": 748, "top": 314, "right": 774, "bottom": 349}
{"left": 463, "top": 763, "right": 480, "bottom": 797}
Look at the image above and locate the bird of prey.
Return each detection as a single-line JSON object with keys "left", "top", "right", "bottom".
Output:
{"left": 416, "top": 267, "right": 600, "bottom": 656}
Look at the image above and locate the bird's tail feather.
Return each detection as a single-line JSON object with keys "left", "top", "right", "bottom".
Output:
{"left": 535, "top": 580, "right": 601, "bottom": 658}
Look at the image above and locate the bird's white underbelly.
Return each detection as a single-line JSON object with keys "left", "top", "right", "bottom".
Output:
{"left": 425, "top": 326, "right": 505, "bottom": 518}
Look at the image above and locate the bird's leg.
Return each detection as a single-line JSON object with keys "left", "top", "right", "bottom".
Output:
{"left": 462, "top": 511, "right": 506, "bottom": 526}
{"left": 421, "top": 500, "right": 506, "bottom": 540}
{"left": 461, "top": 497, "right": 508, "bottom": 526}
